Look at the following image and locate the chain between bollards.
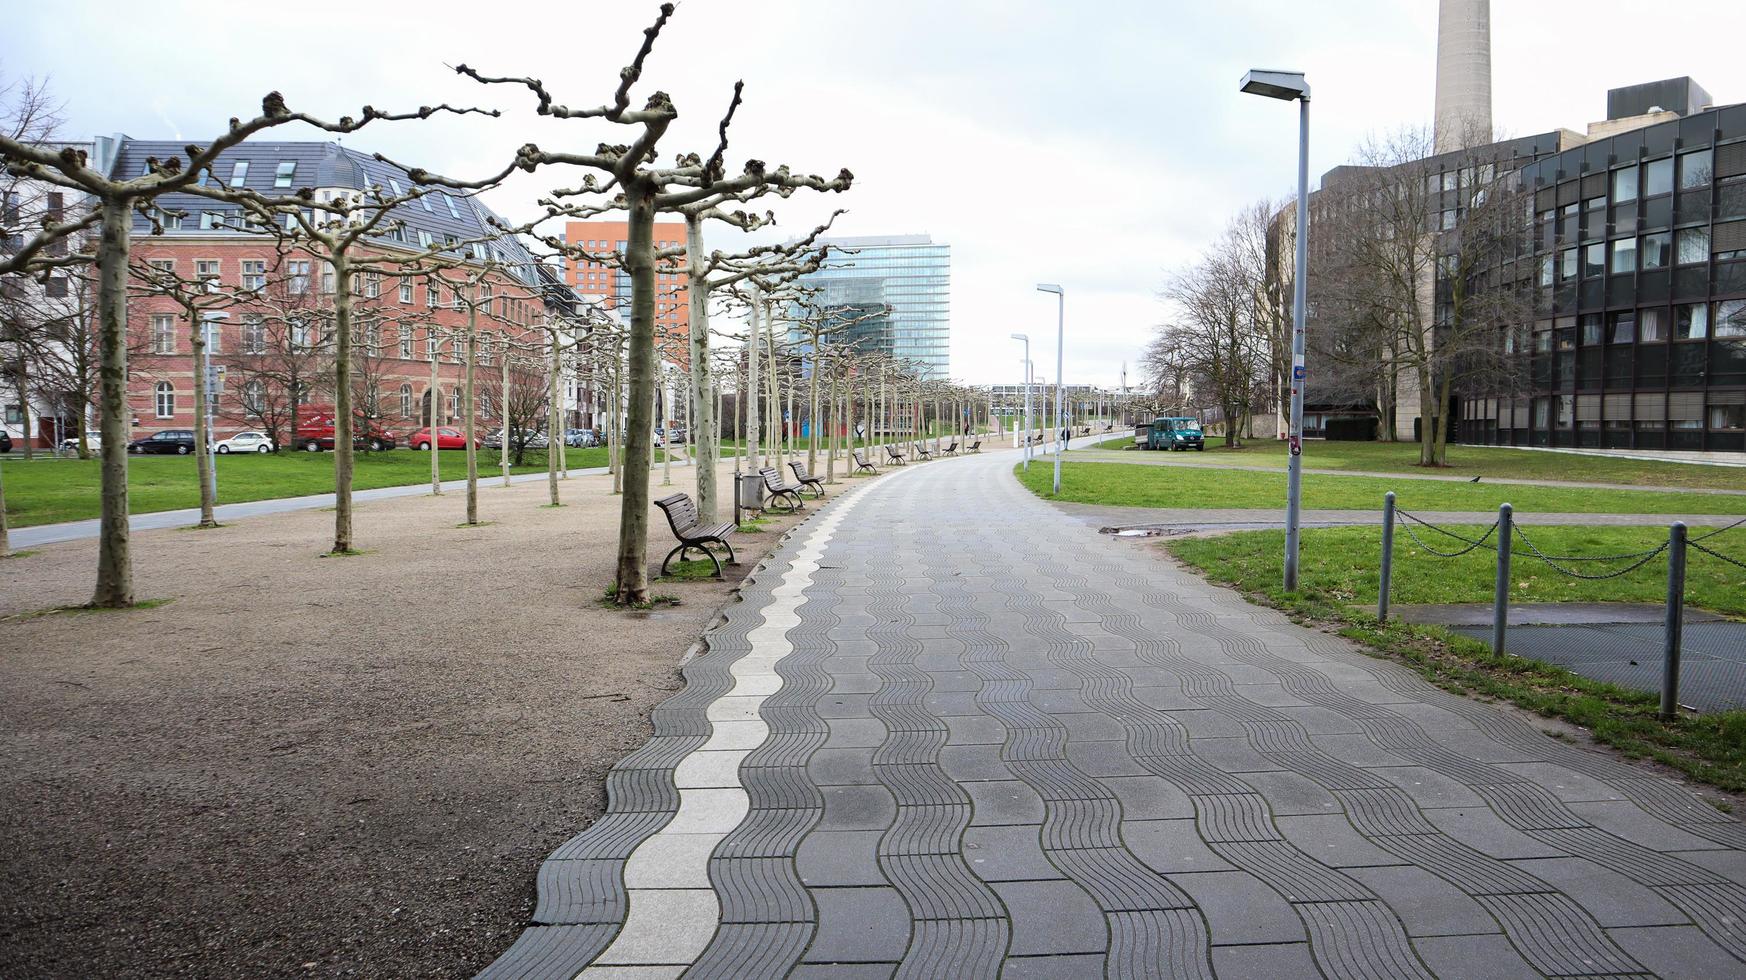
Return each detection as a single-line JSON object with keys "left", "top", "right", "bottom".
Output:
{"left": 1379, "top": 491, "right": 1395, "bottom": 623}
{"left": 1492, "top": 503, "right": 1512, "bottom": 657}
{"left": 1660, "top": 522, "right": 1687, "bottom": 721}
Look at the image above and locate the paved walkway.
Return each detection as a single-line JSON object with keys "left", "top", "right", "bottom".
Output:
{"left": 483, "top": 449, "right": 1746, "bottom": 979}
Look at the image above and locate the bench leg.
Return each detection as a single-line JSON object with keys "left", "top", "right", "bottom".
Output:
{"left": 660, "top": 543, "right": 686, "bottom": 576}
{"left": 721, "top": 539, "right": 738, "bottom": 566}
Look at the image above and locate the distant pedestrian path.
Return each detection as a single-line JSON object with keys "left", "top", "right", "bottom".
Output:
{"left": 482, "top": 446, "right": 1746, "bottom": 978}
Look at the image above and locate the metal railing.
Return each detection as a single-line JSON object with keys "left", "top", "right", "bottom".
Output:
{"left": 1377, "top": 492, "right": 1744, "bottom": 719}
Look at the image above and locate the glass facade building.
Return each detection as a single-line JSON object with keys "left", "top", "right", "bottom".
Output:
{"left": 794, "top": 235, "right": 951, "bottom": 379}
{"left": 1458, "top": 96, "right": 1746, "bottom": 452}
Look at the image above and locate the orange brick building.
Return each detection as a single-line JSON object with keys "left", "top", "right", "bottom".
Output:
{"left": 563, "top": 219, "right": 691, "bottom": 364}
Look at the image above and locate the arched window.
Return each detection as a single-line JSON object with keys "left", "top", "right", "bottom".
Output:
{"left": 399, "top": 384, "right": 413, "bottom": 419}
{"left": 154, "top": 381, "right": 175, "bottom": 418}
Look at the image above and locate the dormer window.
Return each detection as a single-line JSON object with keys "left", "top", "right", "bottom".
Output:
{"left": 229, "top": 161, "right": 249, "bottom": 187}
{"left": 387, "top": 177, "right": 404, "bottom": 197}
{"left": 274, "top": 161, "right": 296, "bottom": 187}
{"left": 443, "top": 195, "right": 461, "bottom": 219}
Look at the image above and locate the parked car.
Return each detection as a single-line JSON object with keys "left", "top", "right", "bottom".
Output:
{"left": 215, "top": 431, "right": 275, "bottom": 454}
{"left": 0, "top": 431, "right": 12, "bottom": 453}
{"left": 407, "top": 426, "right": 470, "bottom": 450}
{"left": 129, "top": 430, "right": 199, "bottom": 455}
{"left": 564, "top": 428, "right": 599, "bottom": 448}
{"left": 58, "top": 432, "right": 101, "bottom": 454}
{"left": 294, "top": 414, "right": 398, "bottom": 452}
{"left": 1138, "top": 416, "right": 1205, "bottom": 451}
{"left": 483, "top": 428, "right": 549, "bottom": 451}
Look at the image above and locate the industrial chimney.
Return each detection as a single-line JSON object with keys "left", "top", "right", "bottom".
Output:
{"left": 1433, "top": 0, "right": 1492, "bottom": 153}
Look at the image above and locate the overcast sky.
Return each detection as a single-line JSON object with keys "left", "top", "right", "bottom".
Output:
{"left": 5, "top": 1, "right": 1744, "bottom": 386}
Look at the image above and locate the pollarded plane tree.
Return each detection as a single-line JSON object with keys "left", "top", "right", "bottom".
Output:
{"left": 786, "top": 296, "right": 889, "bottom": 476}
{"left": 451, "top": 2, "right": 853, "bottom": 604}
{"left": 1, "top": 89, "right": 491, "bottom": 604}
{"left": 185, "top": 162, "right": 520, "bottom": 551}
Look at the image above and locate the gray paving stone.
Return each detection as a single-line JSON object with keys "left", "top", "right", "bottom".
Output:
{"left": 1608, "top": 924, "right": 1746, "bottom": 979}
{"left": 1122, "top": 818, "right": 1235, "bottom": 874}
{"left": 945, "top": 714, "right": 1007, "bottom": 745}
{"left": 788, "top": 964, "right": 896, "bottom": 980}
{"left": 965, "top": 779, "right": 1046, "bottom": 826}
{"left": 1097, "top": 775, "right": 1196, "bottom": 820}
{"left": 989, "top": 879, "right": 1108, "bottom": 956}
{"left": 1509, "top": 857, "right": 1691, "bottom": 927}
{"left": 1209, "top": 942, "right": 1320, "bottom": 979}
{"left": 797, "top": 831, "right": 887, "bottom": 887}
{"left": 1346, "top": 865, "right": 1501, "bottom": 937}
{"left": 828, "top": 673, "right": 885, "bottom": 695}
{"left": 1569, "top": 800, "right": 1736, "bottom": 852}
{"left": 1063, "top": 739, "right": 1149, "bottom": 777}
{"left": 819, "top": 784, "right": 896, "bottom": 831}
{"left": 1309, "top": 733, "right": 1412, "bottom": 768}
{"left": 998, "top": 953, "right": 1106, "bottom": 979}
{"left": 1668, "top": 848, "right": 1746, "bottom": 885}
{"left": 1369, "top": 766, "right": 1487, "bottom": 808}
{"left": 1420, "top": 805, "right": 1570, "bottom": 860}
{"left": 962, "top": 825, "right": 1062, "bottom": 882}
{"left": 1241, "top": 770, "right": 1344, "bottom": 816}
{"left": 809, "top": 748, "right": 879, "bottom": 786}
{"left": 825, "top": 718, "right": 888, "bottom": 748}
{"left": 1490, "top": 762, "right": 1628, "bottom": 802}
{"left": 805, "top": 887, "right": 911, "bottom": 964}
{"left": 1167, "top": 870, "right": 1306, "bottom": 945}
{"left": 1411, "top": 934, "right": 1541, "bottom": 979}
{"left": 1184, "top": 736, "right": 1283, "bottom": 774}
{"left": 1275, "top": 815, "right": 1408, "bottom": 869}
{"left": 1269, "top": 704, "right": 1365, "bottom": 735}
{"left": 938, "top": 742, "right": 1012, "bottom": 782}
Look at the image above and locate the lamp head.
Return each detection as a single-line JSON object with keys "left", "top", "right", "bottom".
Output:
{"left": 1240, "top": 69, "right": 1309, "bottom": 101}
{"left": 1035, "top": 283, "right": 1063, "bottom": 295}
{"left": 1010, "top": 332, "right": 1028, "bottom": 341}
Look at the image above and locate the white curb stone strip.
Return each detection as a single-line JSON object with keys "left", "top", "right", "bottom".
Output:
{"left": 580, "top": 476, "right": 887, "bottom": 976}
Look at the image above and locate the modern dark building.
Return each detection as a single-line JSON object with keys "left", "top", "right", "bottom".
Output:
{"left": 1456, "top": 85, "right": 1746, "bottom": 453}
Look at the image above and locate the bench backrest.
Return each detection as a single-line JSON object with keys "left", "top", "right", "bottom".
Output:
{"left": 655, "top": 492, "right": 700, "bottom": 534}
{"left": 759, "top": 466, "right": 786, "bottom": 490}
{"left": 789, "top": 460, "right": 813, "bottom": 482}
{"left": 885, "top": 445, "right": 903, "bottom": 457}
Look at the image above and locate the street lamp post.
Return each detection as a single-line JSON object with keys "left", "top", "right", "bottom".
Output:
{"left": 1036, "top": 284, "right": 1064, "bottom": 495}
{"left": 1010, "top": 333, "right": 1031, "bottom": 469}
{"left": 199, "top": 311, "right": 230, "bottom": 501}
{"left": 1240, "top": 68, "right": 1311, "bottom": 592}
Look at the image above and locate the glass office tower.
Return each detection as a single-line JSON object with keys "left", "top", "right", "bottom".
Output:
{"left": 795, "top": 235, "right": 951, "bottom": 379}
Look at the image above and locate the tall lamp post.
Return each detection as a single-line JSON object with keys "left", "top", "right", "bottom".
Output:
{"left": 1010, "top": 333, "right": 1031, "bottom": 469}
{"left": 198, "top": 310, "right": 229, "bottom": 501}
{"left": 1240, "top": 68, "right": 1311, "bottom": 591}
{"left": 1036, "top": 283, "right": 1064, "bottom": 495}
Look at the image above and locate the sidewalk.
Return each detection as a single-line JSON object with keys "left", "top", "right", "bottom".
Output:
{"left": 480, "top": 447, "right": 1746, "bottom": 978}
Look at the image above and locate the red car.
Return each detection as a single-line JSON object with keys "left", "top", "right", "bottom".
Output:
{"left": 407, "top": 426, "right": 471, "bottom": 450}
{"left": 294, "top": 412, "right": 399, "bottom": 452}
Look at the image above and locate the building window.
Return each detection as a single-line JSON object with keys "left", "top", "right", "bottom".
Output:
{"left": 288, "top": 260, "right": 310, "bottom": 294}
{"left": 427, "top": 329, "right": 440, "bottom": 360}
{"left": 154, "top": 381, "right": 175, "bottom": 418}
{"left": 194, "top": 259, "right": 220, "bottom": 288}
{"left": 241, "top": 259, "right": 266, "bottom": 291}
{"left": 242, "top": 315, "right": 266, "bottom": 354}
{"left": 1644, "top": 157, "right": 1673, "bottom": 197}
{"left": 200, "top": 211, "right": 225, "bottom": 230}
{"left": 228, "top": 161, "right": 249, "bottom": 187}
{"left": 201, "top": 318, "right": 221, "bottom": 353}
{"left": 1559, "top": 249, "right": 1578, "bottom": 281}
{"left": 364, "top": 273, "right": 381, "bottom": 299}
{"left": 443, "top": 194, "right": 461, "bottom": 219}
{"left": 1676, "top": 303, "right": 1709, "bottom": 340}
{"left": 1679, "top": 149, "right": 1713, "bottom": 190}
{"left": 46, "top": 275, "right": 68, "bottom": 298}
{"left": 449, "top": 391, "right": 460, "bottom": 418}
{"left": 1610, "top": 238, "right": 1637, "bottom": 274}
{"left": 400, "top": 384, "right": 414, "bottom": 419}
{"left": 321, "top": 265, "right": 335, "bottom": 294}
{"left": 399, "top": 276, "right": 413, "bottom": 304}
{"left": 1611, "top": 166, "right": 1638, "bottom": 204}
{"left": 1641, "top": 232, "right": 1671, "bottom": 270}
{"left": 274, "top": 161, "right": 296, "bottom": 187}
{"left": 1677, "top": 227, "right": 1709, "bottom": 265}
{"left": 418, "top": 230, "right": 433, "bottom": 249}
{"left": 1640, "top": 308, "right": 1668, "bottom": 343}
{"left": 152, "top": 314, "right": 176, "bottom": 354}
{"left": 1607, "top": 312, "right": 1635, "bottom": 344}
{"left": 427, "top": 283, "right": 439, "bottom": 307}
{"left": 1583, "top": 242, "right": 1605, "bottom": 278}
{"left": 242, "top": 380, "right": 264, "bottom": 414}
{"left": 1711, "top": 395, "right": 1745, "bottom": 431}
{"left": 1718, "top": 299, "right": 1746, "bottom": 339}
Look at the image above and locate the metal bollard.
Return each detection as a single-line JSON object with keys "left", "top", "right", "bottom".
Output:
{"left": 1661, "top": 522, "right": 1688, "bottom": 720}
{"left": 1492, "top": 503, "right": 1512, "bottom": 657}
{"left": 1379, "top": 491, "right": 1395, "bottom": 623}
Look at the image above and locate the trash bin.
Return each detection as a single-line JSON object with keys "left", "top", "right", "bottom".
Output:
{"left": 736, "top": 473, "right": 764, "bottom": 518}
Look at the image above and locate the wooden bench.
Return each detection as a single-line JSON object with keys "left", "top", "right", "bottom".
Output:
{"left": 654, "top": 492, "right": 736, "bottom": 577}
{"left": 968, "top": 438, "right": 983, "bottom": 453}
{"left": 851, "top": 450, "right": 879, "bottom": 474}
{"left": 940, "top": 440, "right": 959, "bottom": 456}
{"left": 883, "top": 444, "right": 907, "bottom": 466}
{"left": 912, "top": 441, "right": 933, "bottom": 461}
{"left": 788, "top": 460, "right": 826, "bottom": 498}
{"left": 758, "top": 466, "right": 806, "bottom": 512}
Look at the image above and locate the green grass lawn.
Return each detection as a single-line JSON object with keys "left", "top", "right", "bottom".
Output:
{"left": 1017, "top": 461, "right": 1746, "bottom": 516}
{"left": 1, "top": 447, "right": 611, "bottom": 528}
{"left": 1085, "top": 437, "right": 1746, "bottom": 491}
{"left": 1169, "top": 525, "right": 1746, "bottom": 791}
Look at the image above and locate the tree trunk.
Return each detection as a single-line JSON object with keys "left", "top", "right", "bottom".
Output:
{"left": 464, "top": 293, "right": 480, "bottom": 524}
{"left": 331, "top": 253, "right": 356, "bottom": 553}
{"left": 1416, "top": 361, "right": 1437, "bottom": 466}
{"left": 428, "top": 333, "right": 442, "bottom": 495}
{"left": 612, "top": 188, "right": 660, "bottom": 604}
{"left": 548, "top": 330, "right": 561, "bottom": 506}
{"left": 745, "top": 291, "right": 762, "bottom": 471}
{"left": 15, "top": 354, "right": 32, "bottom": 461}
{"left": 500, "top": 341, "right": 511, "bottom": 488}
{"left": 0, "top": 458, "right": 11, "bottom": 557}
{"left": 187, "top": 303, "right": 217, "bottom": 528}
{"left": 92, "top": 198, "right": 134, "bottom": 607}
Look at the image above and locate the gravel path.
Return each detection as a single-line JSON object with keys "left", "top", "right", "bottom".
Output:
{"left": 0, "top": 461, "right": 812, "bottom": 979}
